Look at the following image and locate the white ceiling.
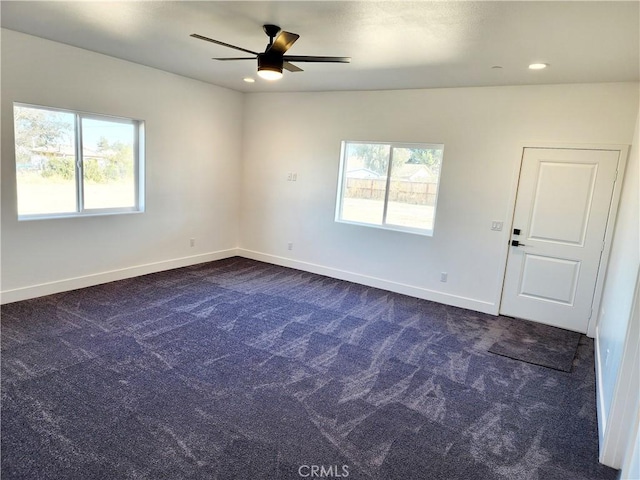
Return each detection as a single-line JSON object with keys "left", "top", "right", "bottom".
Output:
{"left": 2, "top": 1, "right": 638, "bottom": 93}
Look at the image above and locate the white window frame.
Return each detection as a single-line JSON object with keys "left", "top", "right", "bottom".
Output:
{"left": 14, "top": 102, "right": 145, "bottom": 220}
{"left": 335, "top": 140, "right": 444, "bottom": 236}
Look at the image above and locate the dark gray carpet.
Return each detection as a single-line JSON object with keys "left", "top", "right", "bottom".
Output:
{"left": 1, "top": 257, "right": 617, "bottom": 480}
{"left": 488, "top": 318, "right": 582, "bottom": 372}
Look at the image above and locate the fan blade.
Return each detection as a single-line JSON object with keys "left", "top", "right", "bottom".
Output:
{"left": 267, "top": 31, "right": 300, "bottom": 55}
{"left": 283, "top": 55, "right": 351, "bottom": 63}
{"left": 190, "top": 33, "right": 258, "bottom": 56}
{"left": 213, "top": 57, "right": 256, "bottom": 61}
{"left": 283, "top": 61, "right": 303, "bottom": 72}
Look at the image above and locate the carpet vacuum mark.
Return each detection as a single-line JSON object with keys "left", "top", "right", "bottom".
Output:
{"left": 1, "top": 257, "right": 617, "bottom": 479}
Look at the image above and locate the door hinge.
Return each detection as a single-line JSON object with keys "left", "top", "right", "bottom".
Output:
{"left": 602, "top": 241, "right": 606, "bottom": 252}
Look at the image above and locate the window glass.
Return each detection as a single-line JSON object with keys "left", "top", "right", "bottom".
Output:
{"left": 82, "top": 118, "right": 136, "bottom": 210}
{"left": 340, "top": 143, "right": 389, "bottom": 225}
{"left": 336, "top": 141, "right": 444, "bottom": 235}
{"left": 14, "top": 108, "right": 77, "bottom": 216}
{"left": 13, "top": 103, "right": 143, "bottom": 219}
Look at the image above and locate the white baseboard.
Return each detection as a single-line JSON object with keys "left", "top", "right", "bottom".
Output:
{"left": 1, "top": 247, "right": 498, "bottom": 316}
{"left": 0, "top": 249, "right": 239, "bottom": 304}
{"left": 238, "top": 249, "right": 498, "bottom": 315}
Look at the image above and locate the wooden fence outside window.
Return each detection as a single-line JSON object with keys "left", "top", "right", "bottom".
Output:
{"left": 345, "top": 178, "right": 438, "bottom": 206}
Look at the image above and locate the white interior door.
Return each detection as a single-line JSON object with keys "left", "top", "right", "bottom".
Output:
{"left": 500, "top": 148, "right": 620, "bottom": 333}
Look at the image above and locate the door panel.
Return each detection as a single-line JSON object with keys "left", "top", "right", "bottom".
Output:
{"left": 500, "top": 148, "right": 619, "bottom": 333}
{"left": 529, "top": 162, "right": 597, "bottom": 245}
{"left": 519, "top": 254, "right": 580, "bottom": 305}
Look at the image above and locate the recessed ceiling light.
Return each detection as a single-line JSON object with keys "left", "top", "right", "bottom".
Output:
{"left": 528, "top": 63, "right": 548, "bottom": 70}
{"left": 243, "top": 77, "right": 255, "bottom": 83}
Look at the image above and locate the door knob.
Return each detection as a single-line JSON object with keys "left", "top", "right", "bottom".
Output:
{"left": 511, "top": 240, "right": 527, "bottom": 247}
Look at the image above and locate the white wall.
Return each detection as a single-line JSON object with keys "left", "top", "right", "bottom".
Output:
{"left": 596, "top": 111, "right": 640, "bottom": 467}
{"left": 1, "top": 29, "right": 243, "bottom": 301}
{"left": 239, "top": 84, "right": 639, "bottom": 314}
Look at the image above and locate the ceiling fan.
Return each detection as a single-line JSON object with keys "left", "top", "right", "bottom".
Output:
{"left": 190, "top": 24, "right": 351, "bottom": 80}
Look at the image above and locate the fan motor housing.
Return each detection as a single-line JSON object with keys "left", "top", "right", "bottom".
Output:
{"left": 258, "top": 52, "right": 283, "bottom": 71}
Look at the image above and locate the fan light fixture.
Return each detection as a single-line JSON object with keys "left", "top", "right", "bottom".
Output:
{"left": 257, "top": 67, "right": 283, "bottom": 80}
{"left": 191, "top": 24, "right": 351, "bottom": 81}
{"left": 528, "top": 63, "right": 548, "bottom": 70}
{"left": 257, "top": 54, "right": 283, "bottom": 80}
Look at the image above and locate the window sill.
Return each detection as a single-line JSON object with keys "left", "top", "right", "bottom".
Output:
{"left": 335, "top": 218, "right": 434, "bottom": 237}
{"left": 18, "top": 209, "right": 144, "bottom": 221}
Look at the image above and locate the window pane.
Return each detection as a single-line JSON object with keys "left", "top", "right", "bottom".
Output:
{"left": 14, "top": 106, "right": 77, "bottom": 216}
{"left": 82, "top": 118, "right": 136, "bottom": 209}
{"left": 340, "top": 143, "right": 390, "bottom": 225}
{"left": 385, "top": 146, "right": 443, "bottom": 231}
